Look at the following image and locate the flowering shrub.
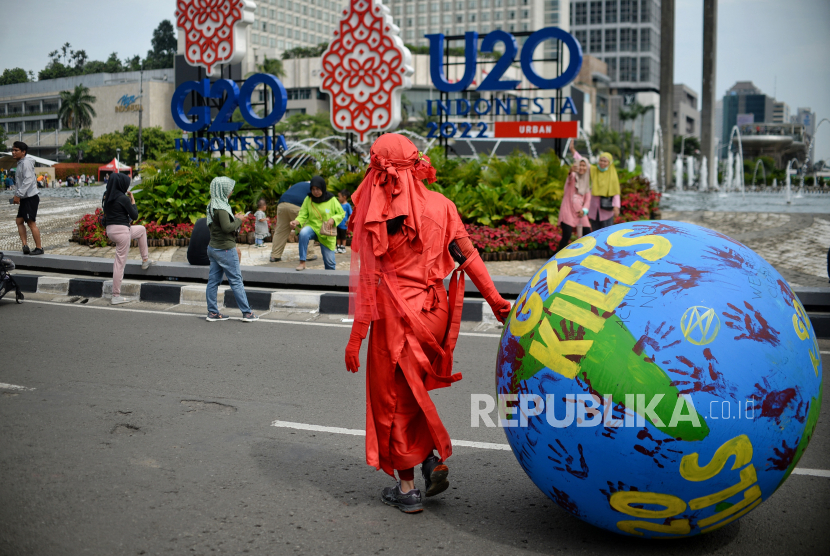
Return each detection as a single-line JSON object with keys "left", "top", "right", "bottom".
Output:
{"left": 616, "top": 175, "right": 661, "bottom": 224}
{"left": 239, "top": 213, "right": 258, "bottom": 234}
{"left": 76, "top": 209, "right": 109, "bottom": 247}
{"left": 466, "top": 217, "right": 562, "bottom": 253}
{"left": 73, "top": 215, "right": 194, "bottom": 243}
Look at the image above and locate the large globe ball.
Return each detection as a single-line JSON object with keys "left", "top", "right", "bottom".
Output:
{"left": 496, "top": 220, "right": 822, "bottom": 538}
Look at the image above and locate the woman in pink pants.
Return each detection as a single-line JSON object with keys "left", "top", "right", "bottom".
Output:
{"left": 102, "top": 173, "right": 153, "bottom": 304}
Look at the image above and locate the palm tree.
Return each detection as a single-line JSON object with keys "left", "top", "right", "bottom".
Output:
{"left": 58, "top": 84, "right": 97, "bottom": 161}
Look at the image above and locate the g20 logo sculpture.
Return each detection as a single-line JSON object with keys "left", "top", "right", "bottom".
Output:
{"left": 426, "top": 27, "right": 583, "bottom": 92}
{"left": 170, "top": 73, "right": 288, "bottom": 132}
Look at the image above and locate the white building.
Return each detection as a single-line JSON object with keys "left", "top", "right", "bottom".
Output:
{"left": 568, "top": 0, "right": 661, "bottom": 93}
{"left": 247, "top": 0, "right": 348, "bottom": 64}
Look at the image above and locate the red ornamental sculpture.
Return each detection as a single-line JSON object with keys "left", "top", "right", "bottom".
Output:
{"left": 320, "top": 0, "right": 413, "bottom": 141}
{"left": 176, "top": 0, "right": 255, "bottom": 76}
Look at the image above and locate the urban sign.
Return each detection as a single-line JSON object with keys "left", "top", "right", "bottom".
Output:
{"left": 175, "top": 0, "right": 255, "bottom": 76}
{"left": 319, "top": 0, "right": 413, "bottom": 142}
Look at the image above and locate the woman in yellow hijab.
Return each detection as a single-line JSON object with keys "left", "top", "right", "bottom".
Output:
{"left": 585, "top": 150, "right": 621, "bottom": 230}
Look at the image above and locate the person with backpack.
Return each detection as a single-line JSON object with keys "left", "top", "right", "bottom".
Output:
{"left": 102, "top": 173, "right": 153, "bottom": 305}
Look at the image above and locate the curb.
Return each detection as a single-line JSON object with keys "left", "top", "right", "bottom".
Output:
{"left": 4, "top": 252, "right": 529, "bottom": 297}
{"left": 12, "top": 275, "right": 491, "bottom": 322}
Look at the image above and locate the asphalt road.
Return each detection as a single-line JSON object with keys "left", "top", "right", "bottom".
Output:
{"left": 0, "top": 300, "right": 828, "bottom": 556}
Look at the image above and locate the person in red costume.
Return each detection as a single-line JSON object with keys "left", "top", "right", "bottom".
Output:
{"left": 344, "top": 134, "right": 511, "bottom": 514}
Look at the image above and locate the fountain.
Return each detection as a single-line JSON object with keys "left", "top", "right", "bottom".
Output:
{"left": 728, "top": 125, "right": 746, "bottom": 196}
{"left": 675, "top": 154, "right": 684, "bottom": 192}
{"left": 734, "top": 155, "right": 744, "bottom": 195}
{"left": 784, "top": 160, "right": 794, "bottom": 204}
{"left": 686, "top": 156, "right": 695, "bottom": 189}
{"left": 700, "top": 156, "right": 708, "bottom": 192}
{"left": 752, "top": 159, "right": 767, "bottom": 187}
{"left": 772, "top": 178, "right": 778, "bottom": 187}
{"left": 626, "top": 155, "right": 636, "bottom": 173}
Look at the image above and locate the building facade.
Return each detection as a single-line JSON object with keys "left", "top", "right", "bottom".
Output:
{"left": 0, "top": 69, "right": 175, "bottom": 159}
{"left": 772, "top": 100, "right": 790, "bottom": 124}
{"left": 672, "top": 83, "right": 699, "bottom": 139}
{"left": 569, "top": 0, "right": 661, "bottom": 93}
{"left": 250, "top": 0, "right": 346, "bottom": 58}
{"left": 721, "top": 81, "right": 774, "bottom": 152}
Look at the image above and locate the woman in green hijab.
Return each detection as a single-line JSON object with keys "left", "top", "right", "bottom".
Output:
{"left": 586, "top": 151, "right": 621, "bottom": 230}
{"left": 205, "top": 176, "right": 258, "bottom": 322}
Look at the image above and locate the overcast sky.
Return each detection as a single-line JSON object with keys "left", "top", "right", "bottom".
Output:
{"left": 4, "top": 0, "right": 829, "bottom": 160}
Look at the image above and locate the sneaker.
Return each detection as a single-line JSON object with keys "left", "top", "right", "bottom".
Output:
{"left": 141, "top": 259, "right": 154, "bottom": 270}
{"left": 421, "top": 454, "right": 449, "bottom": 497}
{"left": 21, "top": 245, "right": 30, "bottom": 255}
{"left": 381, "top": 484, "right": 423, "bottom": 514}
{"left": 111, "top": 296, "right": 130, "bottom": 305}
{"left": 306, "top": 254, "right": 318, "bottom": 261}
{"left": 31, "top": 248, "right": 44, "bottom": 255}
{"left": 269, "top": 257, "right": 281, "bottom": 262}
{"left": 241, "top": 312, "right": 259, "bottom": 322}
{"left": 206, "top": 312, "right": 230, "bottom": 322}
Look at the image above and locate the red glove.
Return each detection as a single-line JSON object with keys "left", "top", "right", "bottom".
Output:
{"left": 345, "top": 334, "right": 362, "bottom": 373}
{"left": 345, "top": 320, "right": 369, "bottom": 373}
{"left": 465, "top": 254, "right": 512, "bottom": 324}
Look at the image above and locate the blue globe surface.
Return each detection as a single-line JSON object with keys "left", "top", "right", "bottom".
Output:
{"left": 496, "top": 220, "right": 822, "bottom": 538}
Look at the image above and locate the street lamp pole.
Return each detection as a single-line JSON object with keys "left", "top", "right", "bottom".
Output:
{"left": 137, "top": 68, "right": 144, "bottom": 169}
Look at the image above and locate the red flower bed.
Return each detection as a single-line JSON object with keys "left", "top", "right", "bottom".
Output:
{"left": 73, "top": 213, "right": 194, "bottom": 246}
{"left": 466, "top": 216, "right": 562, "bottom": 253}
{"left": 76, "top": 209, "right": 109, "bottom": 247}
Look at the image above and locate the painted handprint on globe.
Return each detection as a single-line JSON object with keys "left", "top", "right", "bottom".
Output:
{"left": 320, "top": 0, "right": 413, "bottom": 141}
{"left": 176, "top": 0, "right": 254, "bottom": 76}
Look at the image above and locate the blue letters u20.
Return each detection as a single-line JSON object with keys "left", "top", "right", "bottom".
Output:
{"left": 425, "top": 27, "right": 583, "bottom": 93}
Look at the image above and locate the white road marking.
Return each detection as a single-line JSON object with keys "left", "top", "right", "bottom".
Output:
{"left": 18, "top": 300, "right": 502, "bottom": 337}
{"left": 271, "top": 420, "right": 512, "bottom": 450}
{"left": 791, "top": 468, "right": 830, "bottom": 478}
{"left": 821, "top": 351, "right": 830, "bottom": 355}
{"left": 0, "top": 383, "right": 34, "bottom": 391}
{"left": 271, "top": 419, "right": 830, "bottom": 473}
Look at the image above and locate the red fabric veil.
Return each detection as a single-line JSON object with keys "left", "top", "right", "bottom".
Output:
{"left": 348, "top": 134, "right": 437, "bottom": 324}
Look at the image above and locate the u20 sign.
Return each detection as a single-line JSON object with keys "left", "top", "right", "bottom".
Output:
{"left": 426, "top": 27, "right": 583, "bottom": 93}
{"left": 170, "top": 73, "right": 288, "bottom": 132}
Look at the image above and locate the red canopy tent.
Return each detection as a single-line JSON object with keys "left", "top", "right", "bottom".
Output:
{"left": 97, "top": 158, "right": 133, "bottom": 181}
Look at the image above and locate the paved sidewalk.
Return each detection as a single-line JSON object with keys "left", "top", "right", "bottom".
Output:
{"left": 3, "top": 187, "right": 827, "bottom": 287}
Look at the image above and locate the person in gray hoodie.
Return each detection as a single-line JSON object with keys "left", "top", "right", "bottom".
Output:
{"left": 11, "top": 141, "right": 43, "bottom": 255}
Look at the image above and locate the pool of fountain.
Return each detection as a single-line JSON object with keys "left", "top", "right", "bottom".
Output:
{"left": 661, "top": 190, "right": 830, "bottom": 213}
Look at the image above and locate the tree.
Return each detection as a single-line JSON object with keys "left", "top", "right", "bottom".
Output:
{"left": 258, "top": 56, "right": 285, "bottom": 78}
{"left": 282, "top": 43, "right": 329, "bottom": 59}
{"left": 61, "top": 128, "right": 94, "bottom": 161}
{"left": 273, "top": 112, "right": 338, "bottom": 140}
{"left": 144, "top": 20, "right": 177, "bottom": 69}
{"left": 58, "top": 85, "right": 98, "bottom": 162}
{"left": 673, "top": 135, "right": 701, "bottom": 155}
{"left": 0, "top": 68, "right": 30, "bottom": 86}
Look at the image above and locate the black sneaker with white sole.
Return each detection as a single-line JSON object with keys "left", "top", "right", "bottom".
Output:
{"left": 421, "top": 454, "right": 449, "bottom": 497}
{"left": 206, "top": 312, "right": 230, "bottom": 322}
{"left": 381, "top": 484, "right": 423, "bottom": 513}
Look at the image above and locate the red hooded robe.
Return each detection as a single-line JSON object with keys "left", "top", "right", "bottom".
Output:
{"left": 347, "top": 134, "right": 508, "bottom": 477}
